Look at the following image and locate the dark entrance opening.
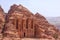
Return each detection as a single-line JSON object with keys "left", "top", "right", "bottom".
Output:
{"left": 24, "top": 32, "right": 25, "bottom": 37}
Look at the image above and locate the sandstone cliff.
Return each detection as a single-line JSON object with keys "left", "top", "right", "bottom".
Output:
{"left": 0, "top": 6, "right": 5, "bottom": 40}
{"left": 0, "top": 4, "right": 59, "bottom": 40}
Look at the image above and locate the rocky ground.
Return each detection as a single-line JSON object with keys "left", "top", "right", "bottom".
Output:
{"left": 20, "top": 38, "right": 58, "bottom": 40}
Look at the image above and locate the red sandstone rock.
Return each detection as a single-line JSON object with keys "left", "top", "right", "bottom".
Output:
{"left": 0, "top": 6, "right": 5, "bottom": 40}
{"left": 34, "top": 13, "right": 60, "bottom": 39}
{"left": 0, "top": 4, "right": 60, "bottom": 40}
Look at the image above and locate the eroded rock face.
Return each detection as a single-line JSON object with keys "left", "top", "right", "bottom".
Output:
{"left": 0, "top": 6, "right": 5, "bottom": 40}
{"left": 4, "top": 4, "right": 35, "bottom": 38}
{"left": 0, "top": 4, "right": 60, "bottom": 40}
{"left": 34, "top": 13, "right": 60, "bottom": 39}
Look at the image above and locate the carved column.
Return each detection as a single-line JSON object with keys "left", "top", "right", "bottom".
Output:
{"left": 27, "top": 17, "right": 34, "bottom": 38}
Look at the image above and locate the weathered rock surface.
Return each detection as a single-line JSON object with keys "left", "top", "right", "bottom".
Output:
{"left": 0, "top": 4, "right": 60, "bottom": 40}
{"left": 0, "top": 6, "right": 5, "bottom": 40}
{"left": 34, "top": 13, "right": 60, "bottom": 39}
